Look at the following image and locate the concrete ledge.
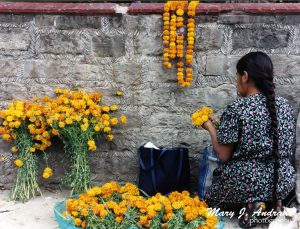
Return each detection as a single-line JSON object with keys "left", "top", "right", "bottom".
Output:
{"left": 0, "top": 2, "right": 299, "bottom": 15}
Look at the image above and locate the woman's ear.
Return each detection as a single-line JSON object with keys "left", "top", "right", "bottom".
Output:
{"left": 242, "top": 71, "right": 249, "bottom": 84}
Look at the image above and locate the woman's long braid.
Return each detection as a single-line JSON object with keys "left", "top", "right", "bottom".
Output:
{"left": 255, "top": 70, "right": 280, "bottom": 208}
{"left": 263, "top": 80, "right": 280, "bottom": 208}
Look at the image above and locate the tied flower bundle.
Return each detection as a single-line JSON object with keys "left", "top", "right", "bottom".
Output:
{"left": 163, "top": 1, "right": 199, "bottom": 88}
{"left": 0, "top": 89, "right": 126, "bottom": 201}
{"left": 0, "top": 100, "right": 53, "bottom": 201}
{"left": 43, "top": 89, "right": 126, "bottom": 194}
{"left": 64, "top": 182, "right": 219, "bottom": 229}
{"left": 191, "top": 106, "right": 214, "bottom": 127}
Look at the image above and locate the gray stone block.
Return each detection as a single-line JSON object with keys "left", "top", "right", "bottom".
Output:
{"left": 218, "top": 15, "right": 279, "bottom": 25}
{"left": 55, "top": 15, "right": 102, "bottom": 30}
{"left": 123, "top": 15, "right": 162, "bottom": 34}
{"left": 195, "top": 26, "right": 224, "bottom": 51}
{"left": 36, "top": 33, "right": 86, "bottom": 55}
{"left": 136, "top": 33, "right": 162, "bottom": 56}
{"left": 203, "top": 84, "right": 237, "bottom": 109}
{"left": 232, "top": 28, "right": 290, "bottom": 49}
{"left": 0, "top": 60, "right": 20, "bottom": 78}
{"left": 205, "top": 55, "right": 240, "bottom": 77}
{"left": 0, "top": 30, "right": 30, "bottom": 51}
{"left": 92, "top": 34, "right": 125, "bottom": 57}
{"left": 112, "top": 61, "right": 142, "bottom": 86}
{"left": 35, "top": 15, "right": 56, "bottom": 27}
{"left": 271, "top": 55, "right": 300, "bottom": 77}
{"left": 148, "top": 112, "right": 189, "bottom": 129}
{"left": 23, "top": 60, "right": 74, "bottom": 85}
{"left": 195, "top": 15, "right": 219, "bottom": 23}
{"left": 0, "top": 14, "right": 33, "bottom": 24}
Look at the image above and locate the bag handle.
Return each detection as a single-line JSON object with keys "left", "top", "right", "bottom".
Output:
{"left": 139, "top": 147, "right": 168, "bottom": 171}
{"left": 151, "top": 148, "right": 184, "bottom": 194}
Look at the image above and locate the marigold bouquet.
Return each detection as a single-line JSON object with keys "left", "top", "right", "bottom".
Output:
{"left": 0, "top": 100, "right": 52, "bottom": 201}
{"left": 63, "top": 182, "right": 219, "bottom": 229}
{"left": 43, "top": 89, "right": 126, "bottom": 194}
{"left": 0, "top": 89, "right": 126, "bottom": 201}
{"left": 191, "top": 106, "right": 214, "bottom": 127}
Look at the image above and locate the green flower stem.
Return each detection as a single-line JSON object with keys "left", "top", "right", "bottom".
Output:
{"left": 59, "top": 124, "right": 94, "bottom": 194}
{"left": 10, "top": 125, "right": 41, "bottom": 202}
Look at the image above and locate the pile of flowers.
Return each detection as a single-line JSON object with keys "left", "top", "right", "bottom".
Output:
{"left": 191, "top": 106, "right": 214, "bottom": 127}
{"left": 64, "top": 182, "right": 219, "bottom": 228}
{"left": 0, "top": 89, "right": 126, "bottom": 201}
{"left": 163, "top": 1, "right": 199, "bottom": 88}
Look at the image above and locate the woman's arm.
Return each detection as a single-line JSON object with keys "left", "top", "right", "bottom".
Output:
{"left": 202, "top": 120, "right": 235, "bottom": 162}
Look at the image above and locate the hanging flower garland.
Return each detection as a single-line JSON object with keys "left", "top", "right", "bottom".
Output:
{"left": 163, "top": 1, "right": 199, "bottom": 88}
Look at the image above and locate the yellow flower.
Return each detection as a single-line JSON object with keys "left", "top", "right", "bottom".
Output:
{"left": 74, "top": 218, "right": 82, "bottom": 226}
{"left": 109, "top": 118, "right": 118, "bottom": 126}
{"left": 11, "top": 146, "right": 18, "bottom": 153}
{"left": 102, "top": 114, "right": 110, "bottom": 121}
{"left": 58, "top": 121, "right": 65, "bottom": 128}
{"left": 83, "top": 118, "right": 88, "bottom": 123}
{"left": 120, "top": 115, "right": 127, "bottom": 124}
{"left": 103, "top": 127, "right": 111, "bottom": 133}
{"left": 87, "top": 140, "right": 96, "bottom": 151}
{"left": 2, "top": 134, "right": 11, "bottom": 141}
{"left": 107, "top": 134, "right": 114, "bottom": 141}
{"left": 43, "top": 167, "right": 52, "bottom": 174}
{"left": 0, "top": 157, "right": 4, "bottom": 161}
{"left": 94, "top": 125, "right": 100, "bottom": 132}
{"left": 110, "top": 105, "right": 118, "bottom": 111}
{"left": 176, "top": 8, "right": 184, "bottom": 16}
{"left": 30, "top": 147, "right": 36, "bottom": 153}
{"left": 65, "top": 118, "right": 73, "bottom": 125}
{"left": 87, "top": 140, "right": 95, "bottom": 147}
{"left": 103, "top": 120, "right": 110, "bottom": 127}
{"left": 42, "top": 172, "right": 51, "bottom": 179}
{"left": 6, "top": 116, "right": 13, "bottom": 122}
{"left": 14, "top": 159, "right": 23, "bottom": 167}
{"left": 55, "top": 88, "right": 63, "bottom": 94}
{"left": 102, "top": 106, "right": 110, "bottom": 113}
{"left": 52, "top": 129, "right": 59, "bottom": 136}
{"left": 116, "top": 91, "right": 123, "bottom": 96}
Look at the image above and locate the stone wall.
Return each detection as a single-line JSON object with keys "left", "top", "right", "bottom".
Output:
{"left": 0, "top": 12, "right": 299, "bottom": 191}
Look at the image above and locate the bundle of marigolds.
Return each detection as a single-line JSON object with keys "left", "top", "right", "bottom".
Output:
{"left": 163, "top": 1, "right": 199, "bottom": 88}
{"left": 192, "top": 106, "right": 214, "bottom": 127}
{"left": 43, "top": 89, "right": 126, "bottom": 194}
{"left": 0, "top": 89, "right": 126, "bottom": 201}
{"left": 64, "top": 182, "right": 219, "bottom": 229}
{"left": 0, "top": 100, "right": 53, "bottom": 201}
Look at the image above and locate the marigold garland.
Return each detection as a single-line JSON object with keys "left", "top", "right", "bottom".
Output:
{"left": 192, "top": 106, "right": 214, "bottom": 127}
{"left": 163, "top": 1, "right": 199, "bottom": 88}
{"left": 63, "top": 182, "right": 219, "bottom": 228}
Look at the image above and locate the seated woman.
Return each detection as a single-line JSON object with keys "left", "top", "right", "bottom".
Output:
{"left": 202, "top": 51, "right": 296, "bottom": 228}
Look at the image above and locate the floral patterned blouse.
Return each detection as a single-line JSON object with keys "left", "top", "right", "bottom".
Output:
{"left": 205, "top": 92, "right": 296, "bottom": 206}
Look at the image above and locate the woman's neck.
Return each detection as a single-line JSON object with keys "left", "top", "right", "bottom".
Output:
{"left": 245, "top": 87, "right": 260, "bottom": 97}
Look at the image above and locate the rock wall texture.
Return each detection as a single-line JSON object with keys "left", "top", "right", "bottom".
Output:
{"left": 0, "top": 13, "right": 299, "bottom": 191}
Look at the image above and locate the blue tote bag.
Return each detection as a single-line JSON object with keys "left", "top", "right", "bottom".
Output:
{"left": 138, "top": 145, "right": 190, "bottom": 196}
{"left": 198, "top": 146, "right": 222, "bottom": 200}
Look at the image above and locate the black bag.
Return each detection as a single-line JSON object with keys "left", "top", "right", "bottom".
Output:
{"left": 138, "top": 145, "right": 190, "bottom": 196}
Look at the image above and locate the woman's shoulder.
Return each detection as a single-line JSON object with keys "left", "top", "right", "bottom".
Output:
{"left": 276, "top": 96, "right": 291, "bottom": 107}
{"left": 225, "top": 95, "right": 255, "bottom": 113}
{"left": 275, "top": 96, "right": 294, "bottom": 113}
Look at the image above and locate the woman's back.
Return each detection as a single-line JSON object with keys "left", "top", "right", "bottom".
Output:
{"left": 217, "top": 92, "right": 295, "bottom": 160}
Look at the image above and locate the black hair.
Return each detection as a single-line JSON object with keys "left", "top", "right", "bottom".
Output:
{"left": 236, "top": 51, "right": 279, "bottom": 207}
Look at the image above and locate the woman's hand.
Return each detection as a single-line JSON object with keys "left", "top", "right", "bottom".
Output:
{"left": 202, "top": 120, "right": 215, "bottom": 132}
